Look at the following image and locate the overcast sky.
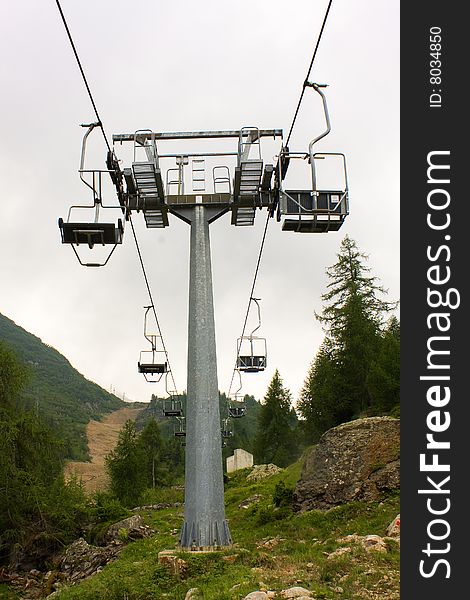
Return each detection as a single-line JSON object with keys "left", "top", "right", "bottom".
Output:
{"left": 0, "top": 0, "right": 399, "bottom": 406}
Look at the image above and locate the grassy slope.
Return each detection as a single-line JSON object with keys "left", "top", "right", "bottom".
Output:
{"left": 51, "top": 458, "right": 400, "bottom": 600}
{"left": 0, "top": 312, "right": 124, "bottom": 460}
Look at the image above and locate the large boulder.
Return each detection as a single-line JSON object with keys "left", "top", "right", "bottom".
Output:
{"left": 294, "top": 417, "right": 400, "bottom": 511}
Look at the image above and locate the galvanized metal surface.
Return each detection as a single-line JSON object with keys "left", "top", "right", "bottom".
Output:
{"left": 179, "top": 205, "right": 232, "bottom": 549}
{"left": 113, "top": 129, "right": 282, "bottom": 142}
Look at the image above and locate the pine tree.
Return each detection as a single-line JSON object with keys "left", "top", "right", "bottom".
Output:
{"left": 299, "top": 236, "right": 398, "bottom": 441}
{"left": 366, "top": 316, "right": 400, "bottom": 414}
{"left": 297, "top": 339, "right": 339, "bottom": 442}
{"left": 253, "top": 370, "right": 298, "bottom": 467}
{"left": 317, "top": 236, "right": 396, "bottom": 414}
{"left": 105, "top": 420, "right": 147, "bottom": 506}
{"left": 138, "top": 417, "right": 165, "bottom": 489}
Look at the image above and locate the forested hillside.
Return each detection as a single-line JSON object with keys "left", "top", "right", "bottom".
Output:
{"left": 0, "top": 312, "right": 124, "bottom": 460}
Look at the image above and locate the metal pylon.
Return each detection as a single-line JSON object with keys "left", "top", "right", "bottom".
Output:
{"left": 174, "top": 204, "right": 231, "bottom": 549}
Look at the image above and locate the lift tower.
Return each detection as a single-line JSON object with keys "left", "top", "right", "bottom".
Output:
{"left": 59, "top": 85, "right": 349, "bottom": 550}
{"left": 112, "top": 127, "right": 282, "bottom": 548}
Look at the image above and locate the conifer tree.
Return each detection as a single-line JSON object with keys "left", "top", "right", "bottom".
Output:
{"left": 253, "top": 370, "right": 298, "bottom": 467}
{"left": 297, "top": 339, "right": 339, "bottom": 441}
{"left": 299, "top": 236, "right": 398, "bottom": 441}
{"left": 138, "top": 417, "right": 165, "bottom": 489}
{"left": 366, "top": 316, "right": 400, "bottom": 414}
{"left": 106, "top": 420, "right": 147, "bottom": 506}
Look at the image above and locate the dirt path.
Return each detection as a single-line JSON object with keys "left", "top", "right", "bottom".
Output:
{"left": 64, "top": 405, "right": 144, "bottom": 494}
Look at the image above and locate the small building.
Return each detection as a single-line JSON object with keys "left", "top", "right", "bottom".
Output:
{"left": 226, "top": 448, "right": 254, "bottom": 474}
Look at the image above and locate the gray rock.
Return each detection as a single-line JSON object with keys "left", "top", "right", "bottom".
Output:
{"left": 294, "top": 417, "right": 400, "bottom": 511}
{"left": 60, "top": 538, "right": 121, "bottom": 582}
{"left": 281, "top": 587, "right": 313, "bottom": 598}
{"left": 238, "top": 494, "right": 263, "bottom": 509}
{"left": 243, "top": 593, "right": 271, "bottom": 600}
{"left": 106, "top": 515, "right": 153, "bottom": 543}
{"left": 247, "top": 464, "right": 283, "bottom": 481}
{"left": 184, "top": 588, "right": 201, "bottom": 599}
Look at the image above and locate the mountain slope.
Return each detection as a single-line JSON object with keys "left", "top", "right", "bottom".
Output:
{"left": 0, "top": 312, "right": 124, "bottom": 460}
{"left": 64, "top": 405, "right": 145, "bottom": 492}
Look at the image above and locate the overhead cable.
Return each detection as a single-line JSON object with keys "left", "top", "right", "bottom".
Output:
{"left": 286, "top": 0, "right": 334, "bottom": 146}
{"left": 228, "top": 211, "right": 271, "bottom": 397}
{"left": 55, "top": 0, "right": 112, "bottom": 153}
{"left": 55, "top": 0, "right": 178, "bottom": 393}
{"left": 128, "top": 216, "right": 179, "bottom": 394}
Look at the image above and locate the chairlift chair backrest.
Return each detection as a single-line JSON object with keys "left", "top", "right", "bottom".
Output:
{"left": 228, "top": 404, "right": 246, "bottom": 419}
{"left": 163, "top": 397, "right": 183, "bottom": 417}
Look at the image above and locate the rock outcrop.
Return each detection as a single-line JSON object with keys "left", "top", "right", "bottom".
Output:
{"left": 105, "top": 515, "right": 153, "bottom": 543}
{"left": 246, "top": 464, "right": 283, "bottom": 482}
{"left": 294, "top": 417, "right": 400, "bottom": 511}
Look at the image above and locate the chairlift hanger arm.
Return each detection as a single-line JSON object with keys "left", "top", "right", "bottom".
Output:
{"left": 305, "top": 83, "right": 331, "bottom": 155}
{"left": 79, "top": 122, "right": 101, "bottom": 194}
{"left": 248, "top": 297, "right": 262, "bottom": 337}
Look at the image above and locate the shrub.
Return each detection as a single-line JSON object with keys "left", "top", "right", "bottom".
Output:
{"left": 90, "top": 492, "right": 130, "bottom": 523}
{"left": 272, "top": 480, "right": 294, "bottom": 508}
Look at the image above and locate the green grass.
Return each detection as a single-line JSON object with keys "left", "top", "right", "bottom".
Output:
{"left": 39, "top": 459, "right": 400, "bottom": 600}
{"left": 0, "top": 585, "right": 20, "bottom": 600}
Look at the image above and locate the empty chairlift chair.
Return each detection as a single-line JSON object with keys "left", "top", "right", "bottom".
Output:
{"left": 228, "top": 403, "right": 246, "bottom": 419}
{"left": 174, "top": 416, "right": 186, "bottom": 437}
{"left": 58, "top": 122, "right": 125, "bottom": 267}
{"left": 228, "top": 370, "right": 246, "bottom": 418}
{"left": 163, "top": 396, "right": 183, "bottom": 417}
{"left": 279, "top": 83, "right": 349, "bottom": 233}
{"left": 236, "top": 298, "right": 267, "bottom": 373}
{"left": 221, "top": 418, "right": 233, "bottom": 439}
{"left": 137, "top": 306, "right": 168, "bottom": 383}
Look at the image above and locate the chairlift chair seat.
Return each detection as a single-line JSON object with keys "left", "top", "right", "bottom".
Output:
{"left": 281, "top": 189, "right": 346, "bottom": 233}
{"left": 138, "top": 362, "right": 168, "bottom": 375}
{"left": 228, "top": 406, "right": 246, "bottom": 418}
{"left": 59, "top": 219, "right": 123, "bottom": 248}
{"left": 237, "top": 355, "right": 266, "bottom": 372}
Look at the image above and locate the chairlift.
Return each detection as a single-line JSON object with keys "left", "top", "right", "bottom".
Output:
{"left": 58, "top": 122, "right": 125, "bottom": 266}
{"left": 162, "top": 372, "right": 183, "bottom": 417}
{"left": 236, "top": 298, "right": 267, "bottom": 373}
{"left": 221, "top": 418, "right": 233, "bottom": 439}
{"left": 228, "top": 404, "right": 246, "bottom": 419}
{"left": 137, "top": 306, "right": 168, "bottom": 383}
{"left": 163, "top": 397, "right": 183, "bottom": 417}
{"left": 174, "top": 416, "right": 186, "bottom": 437}
{"left": 279, "top": 83, "right": 349, "bottom": 233}
{"left": 228, "top": 370, "right": 246, "bottom": 418}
